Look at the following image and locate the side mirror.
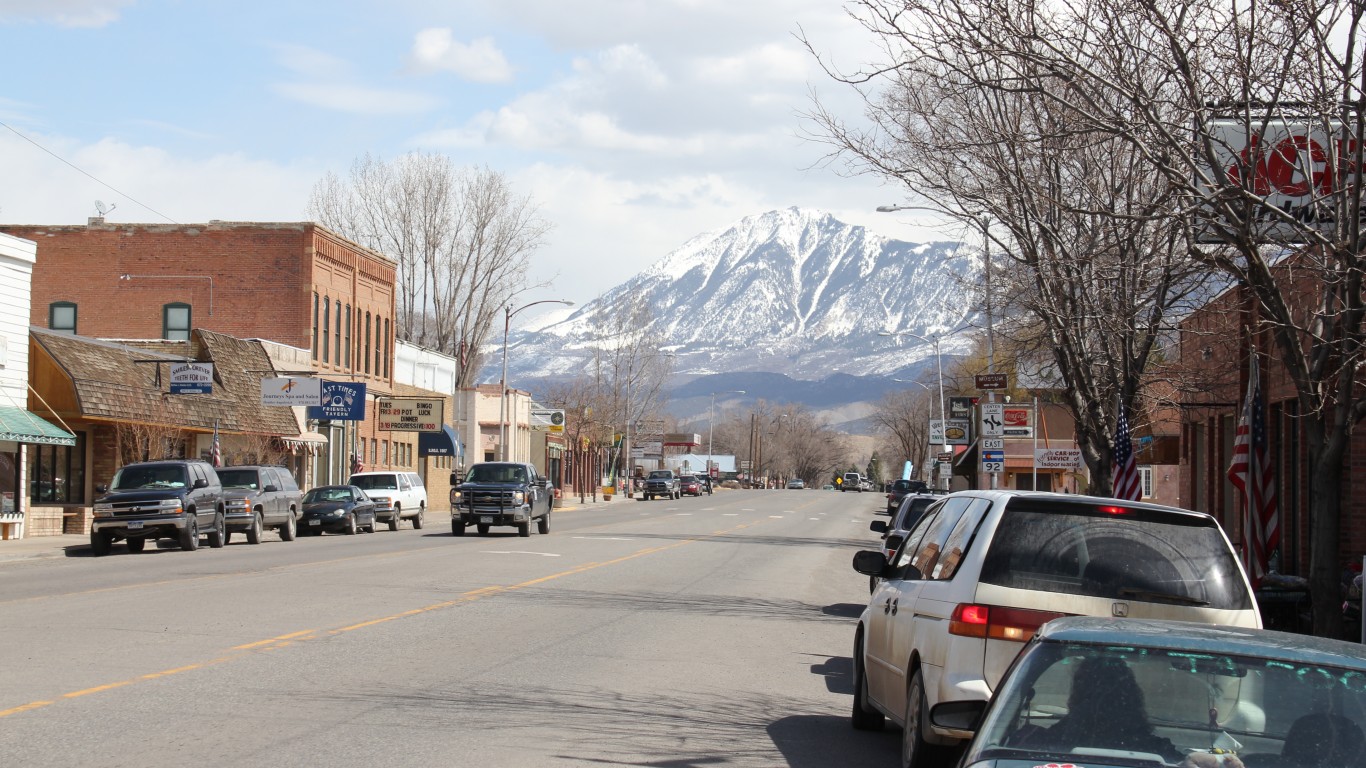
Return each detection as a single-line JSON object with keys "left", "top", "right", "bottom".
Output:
{"left": 885, "top": 534, "right": 905, "bottom": 551}
{"left": 851, "top": 550, "right": 889, "bottom": 577}
{"left": 869, "top": 520, "right": 888, "bottom": 534}
{"left": 930, "top": 700, "right": 986, "bottom": 734}
{"left": 193, "top": 478, "right": 208, "bottom": 489}
{"left": 96, "top": 483, "right": 109, "bottom": 494}
{"left": 264, "top": 484, "right": 280, "bottom": 493}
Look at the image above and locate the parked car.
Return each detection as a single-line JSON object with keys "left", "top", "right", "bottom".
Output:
{"left": 90, "top": 459, "right": 226, "bottom": 555}
{"left": 931, "top": 616, "right": 1366, "bottom": 768}
{"left": 866, "top": 492, "right": 941, "bottom": 592}
{"left": 885, "top": 478, "right": 929, "bottom": 514}
{"left": 217, "top": 464, "right": 303, "bottom": 544}
{"left": 850, "top": 490, "right": 1262, "bottom": 768}
{"left": 786, "top": 479, "right": 805, "bottom": 489}
{"left": 349, "top": 471, "right": 427, "bottom": 530}
{"left": 299, "top": 485, "right": 377, "bottom": 535}
{"left": 679, "top": 475, "right": 704, "bottom": 496}
{"left": 842, "top": 472, "right": 863, "bottom": 492}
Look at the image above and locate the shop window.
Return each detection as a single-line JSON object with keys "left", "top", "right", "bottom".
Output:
{"left": 28, "top": 433, "right": 87, "bottom": 504}
{"left": 1140, "top": 466, "right": 1153, "bottom": 498}
{"left": 312, "top": 292, "right": 319, "bottom": 360}
{"left": 321, "top": 296, "right": 330, "bottom": 363}
{"left": 344, "top": 305, "right": 352, "bottom": 368}
{"left": 49, "top": 301, "right": 77, "bottom": 334}
{"left": 163, "top": 302, "right": 191, "bottom": 341}
{"left": 382, "top": 440, "right": 389, "bottom": 465}
{"left": 364, "top": 312, "right": 372, "bottom": 374}
{"left": 374, "top": 316, "right": 382, "bottom": 377}
{"left": 334, "top": 300, "right": 342, "bottom": 366}
{"left": 384, "top": 318, "right": 391, "bottom": 378}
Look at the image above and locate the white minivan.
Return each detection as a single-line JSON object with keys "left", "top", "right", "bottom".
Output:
{"left": 850, "top": 490, "right": 1262, "bottom": 768}
{"left": 349, "top": 471, "right": 428, "bottom": 531}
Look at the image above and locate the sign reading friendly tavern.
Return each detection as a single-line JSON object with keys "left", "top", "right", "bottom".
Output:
{"left": 376, "top": 398, "right": 443, "bottom": 432}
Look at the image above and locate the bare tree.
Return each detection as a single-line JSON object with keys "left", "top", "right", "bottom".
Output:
{"left": 814, "top": 0, "right": 1366, "bottom": 636}
{"left": 872, "top": 386, "right": 935, "bottom": 483}
{"left": 309, "top": 153, "right": 551, "bottom": 387}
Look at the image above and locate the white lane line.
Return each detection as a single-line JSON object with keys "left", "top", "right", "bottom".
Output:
{"left": 809, "top": 517, "right": 821, "bottom": 520}
{"left": 741, "top": 508, "right": 756, "bottom": 511}
{"left": 723, "top": 513, "right": 739, "bottom": 516}
{"left": 480, "top": 551, "right": 562, "bottom": 557}
{"left": 676, "top": 512, "right": 693, "bottom": 516}
{"left": 572, "top": 536, "right": 634, "bottom": 541}
{"left": 768, "top": 515, "right": 785, "bottom": 519}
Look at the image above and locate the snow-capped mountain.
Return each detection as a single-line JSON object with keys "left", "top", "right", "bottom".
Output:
{"left": 500, "top": 207, "right": 979, "bottom": 426}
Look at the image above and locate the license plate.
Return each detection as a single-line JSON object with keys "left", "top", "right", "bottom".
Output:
{"left": 481, "top": 516, "right": 493, "bottom": 524}
{"left": 309, "top": 519, "right": 321, "bottom": 526}
{"left": 126, "top": 521, "right": 144, "bottom": 529}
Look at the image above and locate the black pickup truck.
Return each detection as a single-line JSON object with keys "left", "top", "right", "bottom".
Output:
{"left": 450, "top": 461, "right": 552, "bottom": 537}
{"left": 642, "top": 469, "right": 680, "bottom": 500}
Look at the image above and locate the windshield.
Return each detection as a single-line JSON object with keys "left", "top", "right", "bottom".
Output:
{"left": 978, "top": 500, "right": 1252, "bottom": 610}
{"left": 111, "top": 465, "right": 188, "bottom": 490}
{"left": 464, "top": 465, "right": 528, "bottom": 483}
{"left": 216, "top": 469, "right": 260, "bottom": 489}
{"left": 648, "top": 471, "right": 672, "bottom": 479}
{"left": 351, "top": 474, "right": 398, "bottom": 490}
{"left": 304, "top": 487, "right": 354, "bottom": 503}
{"left": 971, "top": 639, "right": 1366, "bottom": 767}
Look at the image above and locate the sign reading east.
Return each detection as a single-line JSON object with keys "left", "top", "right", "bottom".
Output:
{"left": 376, "top": 398, "right": 443, "bottom": 432}
{"left": 307, "top": 381, "right": 367, "bottom": 421}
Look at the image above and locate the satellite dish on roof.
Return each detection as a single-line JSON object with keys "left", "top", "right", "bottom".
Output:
{"left": 94, "top": 200, "right": 117, "bottom": 216}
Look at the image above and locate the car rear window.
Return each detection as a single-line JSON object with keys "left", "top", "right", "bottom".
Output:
{"left": 351, "top": 474, "right": 398, "bottom": 490}
{"left": 977, "top": 499, "right": 1251, "bottom": 610}
{"left": 894, "top": 497, "right": 936, "bottom": 531}
{"left": 217, "top": 469, "right": 260, "bottom": 489}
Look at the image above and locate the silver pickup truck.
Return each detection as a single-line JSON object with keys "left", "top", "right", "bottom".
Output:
{"left": 642, "top": 469, "right": 680, "bottom": 501}
{"left": 450, "top": 461, "right": 552, "bottom": 537}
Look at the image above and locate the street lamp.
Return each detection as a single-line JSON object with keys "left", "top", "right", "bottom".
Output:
{"left": 881, "top": 330, "right": 950, "bottom": 490}
{"left": 500, "top": 299, "right": 574, "bottom": 461}
{"left": 708, "top": 390, "right": 746, "bottom": 480}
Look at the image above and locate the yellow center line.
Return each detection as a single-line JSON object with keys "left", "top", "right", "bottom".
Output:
{"left": 1, "top": 515, "right": 773, "bottom": 719}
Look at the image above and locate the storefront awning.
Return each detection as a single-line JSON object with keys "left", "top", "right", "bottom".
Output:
{"left": 0, "top": 406, "right": 76, "bottom": 446}
{"left": 418, "top": 425, "right": 462, "bottom": 458}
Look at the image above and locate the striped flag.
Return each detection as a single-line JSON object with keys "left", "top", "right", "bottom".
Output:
{"left": 210, "top": 422, "right": 222, "bottom": 468}
{"left": 1112, "top": 400, "right": 1142, "bottom": 501}
{"left": 1228, "top": 353, "right": 1278, "bottom": 585}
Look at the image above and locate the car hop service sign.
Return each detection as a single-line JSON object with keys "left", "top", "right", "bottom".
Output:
{"left": 376, "top": 398, "right": 443, "bottom": 432}
{"left": 170, "top": 362, "right": 213, "bottom": 394}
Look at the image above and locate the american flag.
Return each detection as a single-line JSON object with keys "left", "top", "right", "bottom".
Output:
{"left": 1112, "top": 400, "right": 1142, "bottom": 501}
{"left": 210, "top": 423, "right": 222, "bottom": 468}
{"left": 1228, "top": 353, "right": 1277, "bottom": 585}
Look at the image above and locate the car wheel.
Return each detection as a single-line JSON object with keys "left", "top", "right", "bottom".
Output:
{"left": 517, "top": 521, "right": 530, "bottom": 537}
{"left": 246, "top": 512, "right": 263, "bottom": 545}
{"left": 388, "top": 512, "right": 400, "bottom": 531}
{"left": 179, "top": 515, "right": 200, "bottom": 551}
{"left": 901, "top": 669, "right": 938, "bottom": 768}
{"left": 412, "top": 506, "right": 424, "bottom": 530}
{"left": 476, "top": 523, "right": 490, "bottom": 535}
{"left": 537, "top": 512, "right": 550, "bottom": 534}
{"left": 851, "top": 635, "right": 885, "bottom": 731}
{"left": 125, "top": 536, "right": 146, "bottom": 553}
{"left": 451, "top": 520, "right": 465, "bottom": 536}
{"left": 345, "top": 513, "right": 357, "bottom": 535}
{"left": 90, "top": 530, "right": 112, "bottom": 557}
{"left": 207, "top": 512, "right": 226, "bottom": 549}
{"left": 280, "top": 513, "right": 297, "bottom": 541}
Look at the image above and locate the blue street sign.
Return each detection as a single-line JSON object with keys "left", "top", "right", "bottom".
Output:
{"left": 307, "top": 381, "right": 366, "bottom": 421}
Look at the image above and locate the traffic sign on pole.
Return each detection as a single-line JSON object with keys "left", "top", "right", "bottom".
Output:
{"left": 980, "top": 404, "right": 1004, "bottom": 437}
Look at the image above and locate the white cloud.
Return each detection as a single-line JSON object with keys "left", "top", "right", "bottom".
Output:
{"left": 271, "top": 83, "right": 439, "bottom": 116}
{"left": 0, "top": 0, "right": 132, "bottom": 27}
{"left": 409, "top": 28, "right": 513, "bottom": 83}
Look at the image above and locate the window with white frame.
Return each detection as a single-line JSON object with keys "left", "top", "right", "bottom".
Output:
{"left": 1139, "top": 466, "right": 1153, "bottom": 498}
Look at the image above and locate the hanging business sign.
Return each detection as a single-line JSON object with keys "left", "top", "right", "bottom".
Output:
{"left": 376, "top": 398, "right": 443, "bottom": 432}
{"left": 931, "top": 419, "right": 970, "bottom": 445}
{"left": 170, "top": 362, "right": 213, "bottom": 395}
{"left": 531, "top": 408, "right": 566, "bottom": 433}
{"left": 307, "top": 381, "right": 367, "bottom": 421}
{"left": 260, "top": 377, "right": 322, "bottom": 406}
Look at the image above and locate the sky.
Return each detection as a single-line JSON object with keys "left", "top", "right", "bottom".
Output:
{"left": 0, "top": 0, "right": 953, "bottom": 325}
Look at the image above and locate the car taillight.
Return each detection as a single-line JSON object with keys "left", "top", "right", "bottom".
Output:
{"left": 948, "top": 604, "right": 1068, "bottom": 642}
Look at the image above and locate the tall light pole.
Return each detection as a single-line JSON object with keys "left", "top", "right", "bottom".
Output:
{"left": 708, "top": 390, "right": 745, "bottom": 479}
{"left": 500, "top": 298, "right": 574, "bottom": 461}
{"left": 881, "top": 330, "right": 949, "bottom": 489}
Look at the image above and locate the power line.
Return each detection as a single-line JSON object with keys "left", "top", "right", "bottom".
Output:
{"left": 0, "top": 120, "right": 179, "bottom": 224}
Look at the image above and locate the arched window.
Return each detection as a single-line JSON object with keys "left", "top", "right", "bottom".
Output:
{"left": 49, "top": 301, "right": 77, "bottom": 334}
{"left": 163, "top": 302, "right": 192, "bottom": 341}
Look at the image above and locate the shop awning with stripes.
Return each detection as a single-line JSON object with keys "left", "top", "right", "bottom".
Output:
{"left": 0, "top": 406, "right": 76, "bottom": 446}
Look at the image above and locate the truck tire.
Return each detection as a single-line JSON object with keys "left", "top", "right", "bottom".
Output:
{"left": 477, "top": 523, "right": 490, "bottom": 535}
{"left": 179, "top": 515, "right": 200, "bottom": 551}
{"left": 517, "top": 521, "right": 530, "bottom": 537}
{"left": 90, "top": 530, "right": 112, "bottom": 557}
{"left": 451, "top": 520, "right": 465, "bottom": 536}
{"left": 125, "top": 536, "right": 146, "bottom": 553}
{"left": 388, "top": 512, "right": 400, "bottom": 531}
{"left": 280, "top": 512, "right": 297, "bottom": 541}
{"left": 246, "top": 512, "right": 263, "bottom": 545}
{"left": 537, "top": 512, "right": 550, "bottom": 534}
{"left": 207, "top": 512, "right": 226, "bottom": 548}
{"left": 412, "top": 506, "right": 425, "bottom": 529}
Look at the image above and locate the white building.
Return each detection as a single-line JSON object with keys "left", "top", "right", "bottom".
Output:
{"left": 0, "top": 234, "right": 75, "bottom": 540}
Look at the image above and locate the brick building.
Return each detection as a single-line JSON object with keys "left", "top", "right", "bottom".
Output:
{"left": 1, "top": 220, "right": 450, "bottom": 525}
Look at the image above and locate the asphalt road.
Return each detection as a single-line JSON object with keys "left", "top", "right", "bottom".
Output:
{"left": 0, "top": 489, "right": 903, "bottom": 767}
